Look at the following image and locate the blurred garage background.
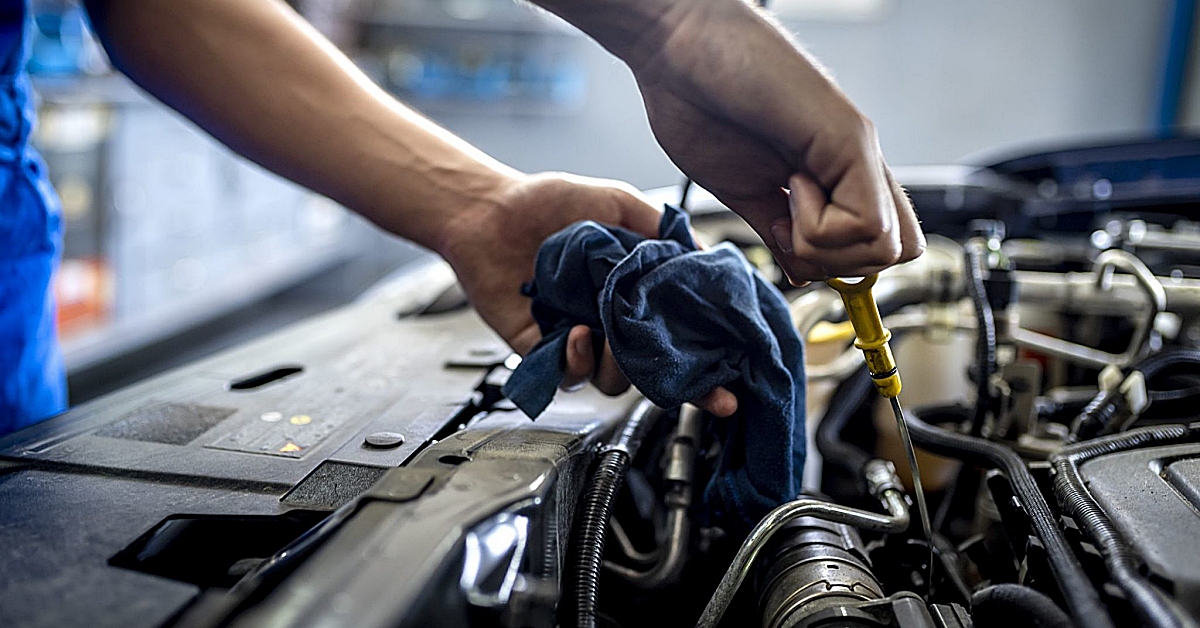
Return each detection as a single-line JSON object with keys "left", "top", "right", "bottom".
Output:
{"left": 26, "top": 0, "right": 1194, "bottom": 399}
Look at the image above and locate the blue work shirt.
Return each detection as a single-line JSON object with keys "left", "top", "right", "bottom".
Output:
{"left": 0, "top": 1, "right": 67, "bottom": 435}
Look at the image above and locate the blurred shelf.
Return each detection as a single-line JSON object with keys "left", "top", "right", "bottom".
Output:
{"left": 62, "top": 240, "right": 355, "bottom": 373}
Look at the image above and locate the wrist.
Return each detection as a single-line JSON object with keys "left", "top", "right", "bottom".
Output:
{"left": 426, "top": 166, "right": 524, "bottom": 260}
{"left": 625, "top": 0, "right": 769, "bottom": 88}
{"left": 535, "top": 0, "right": 738, "bottom": 71}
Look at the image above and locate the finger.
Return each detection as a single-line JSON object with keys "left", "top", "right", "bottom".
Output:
{"left": 510, "top": 325, "right": 541, "bottom": 357}
{"left": 884, "top": 166, "right": 926, "bottom": 263}
{"left": 697, "top": 386, "right": 738, "bottom": 417}
{"left": 714, "top": 188, "right": 814, "bottom": 285}
{"left": 767, "top": 217, "right": 826, "bottom": 284}
{"left": 789, "top": 171, "right": 898, "bottom": 251}
{"left": 592, "top": 343, "right": 631, "bottom": 396}
{"left": 615, "top": 190, "right": 664, "bottom": 239}
{"left": 792, "top": 240, "right": 902, "bottom": 278}
{"left": 562, "top": 325, "right": 596, "bottom": 390}
{"left": 789, "top": 173, "right": 901, "bottom": 277}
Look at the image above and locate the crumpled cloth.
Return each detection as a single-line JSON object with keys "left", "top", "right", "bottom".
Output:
{"left": 502, "top": 206, "right": 806, "bottom": 528}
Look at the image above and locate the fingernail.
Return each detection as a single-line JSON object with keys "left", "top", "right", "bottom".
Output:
{"left": 770, "top": 223, "right": 793, "bottom": 253}
{"left": 561, "top": 381, "right": 586, "bottom": 393}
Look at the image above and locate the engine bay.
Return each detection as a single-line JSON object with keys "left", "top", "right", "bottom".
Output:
{"left": 5, "top": 137, "right": 1200, "bottom": 628}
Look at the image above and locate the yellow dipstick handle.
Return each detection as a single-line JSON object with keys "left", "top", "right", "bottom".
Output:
{"left": 826, "top": 274, "right": 902, "bottom": 398}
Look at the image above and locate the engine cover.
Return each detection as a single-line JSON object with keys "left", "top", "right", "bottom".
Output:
{"left": 1079, "top": 442, "right": 1200, "bottom": 616}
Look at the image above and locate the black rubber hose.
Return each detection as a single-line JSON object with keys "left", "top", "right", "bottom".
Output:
{"left": 1072, "top": 349, "right": 1200, "bottom": 440}
{"left": 971, "top": 584, "right": 1073, "bottom": 628}
{"left": 903, "top": 409, "right": 1114, "bottom": 628}
{"left": 815, "top": 367, "right": 875, "bottom": 477}
{"left": 567, "top": 401, "right": 660, "bottom": 628}
{"left": 1133, "top": 348, "right": 1200, "bottom": 380}
{"left": 965, "top": 243, "right": 997, "bottom": 436}
{"left": 570, "top": 450, "right": 629, "bottom": 628}
{"left": 1050, "top": 423, "right": 1200, "bottom": 628}
{"left": 1069, "top": 389, "right": 1130, "bottom": 442}
{"left": 1150, "top": 384, "right": 1200, "bottom": 402}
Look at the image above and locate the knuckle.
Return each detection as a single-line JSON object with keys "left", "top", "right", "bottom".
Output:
{"left": 808, "top": 213, "right": 887, "bottom": 248}
{"left": 851, "top": 113, "right": 878, "bottom": 145}
{"left": 873, "top": 240, "right": 904, "bottom": 266}
{"left": 852, "top": 213, "right": 888, "bottom": 241}
{"left": 901, "top": 241, "right": 927, "bottom": 263}
{"left": 844, "top": 240, "right": 902, "bottom": 271}
{"left": 857, "top": 114, "right": 878, "bottom": 138}
{"left": 610, "top": 180, "right": 643, "bottom": 200}
{"left": 873, "top": 246, "right": 902, "bottom": 267}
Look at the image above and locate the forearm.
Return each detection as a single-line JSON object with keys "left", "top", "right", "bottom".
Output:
{"left": 532, "top": 0, "right": 843, "bottom": 130}
{"left": 84, "top": 0, "right": 519, "bottom": 252}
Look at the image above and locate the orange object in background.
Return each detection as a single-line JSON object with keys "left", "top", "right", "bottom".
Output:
{"left": 54, "top": 257, "right": 113, "bottom": 339}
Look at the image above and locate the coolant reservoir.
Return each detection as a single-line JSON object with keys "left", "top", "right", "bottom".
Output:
{"left": 872, "top": 325, "right": 974, "bottom": 491}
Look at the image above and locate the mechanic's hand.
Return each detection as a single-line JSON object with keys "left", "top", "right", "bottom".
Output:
{"left": 438, "top": 172, "right": 738, "bottom": 416}
{"left": 629, "top": 0, "right": 925, "bottom": 283}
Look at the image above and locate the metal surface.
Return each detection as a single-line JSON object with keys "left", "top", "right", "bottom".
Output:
{"left": 0, "top": 262, "right": 637, "bottom": 628}
{"left": 757, "top": 516, "right": 883, "bottom": 628}
{"left": 1013, "top": 249, "right": 1166, "bottom": 368}
{"left": 783, "top": 592, "right": 939, "bottom": 628}
{"left": 695, "top": 460, "right": 910, "bottom": 628}
{"left": 1015, "top": 271, "right": 1200, "bottom": 316}
{"left": 1080, "top": 442, "right": 1200, "bottom": 618}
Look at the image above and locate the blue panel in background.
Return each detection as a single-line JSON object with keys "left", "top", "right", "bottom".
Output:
{"left": 1157, "top": 0, "right": 1197, "bottom": 135}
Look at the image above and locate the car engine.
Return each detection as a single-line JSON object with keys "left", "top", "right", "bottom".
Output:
{"left": 3, "top": 137, "right": 1200, "bottom": 628}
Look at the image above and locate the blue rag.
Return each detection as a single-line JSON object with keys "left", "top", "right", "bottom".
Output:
{"left": 502, "top": 206, "right": 806, "bottom": 529}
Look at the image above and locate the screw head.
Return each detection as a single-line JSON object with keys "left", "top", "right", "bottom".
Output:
{"left": 364, "top": 431, "right": 406, "bottom": 449}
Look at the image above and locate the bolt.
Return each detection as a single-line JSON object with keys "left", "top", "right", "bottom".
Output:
{"left": 364, "top": 431, "right": 406, "bottom": 449}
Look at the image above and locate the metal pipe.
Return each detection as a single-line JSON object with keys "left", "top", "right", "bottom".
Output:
{"left": 604, "top": 404, "right": 702, "bottom": 589}
{"left": 605, "top": 507, "right": 689, "bottom": 588}
{"left": 608, "top": 518, "right": 656, "bottom": 568}
{"left": 1094, "top": 249, "right": 1166, "bottom": 360}
{"left": 801, "top": 249, "right": 1172, "bottom": 370}
{"left": 1014, "top": 250, "right": 1166, "bottom": 368}
{"left": 1012, "top": 329, "right": 1129, "bottom": 369}
{"left": 695, "top": 460, "right": 910, "bottom": 628}
{"left": 1015, "top": 272, "right": 1200, "bottom": 315}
